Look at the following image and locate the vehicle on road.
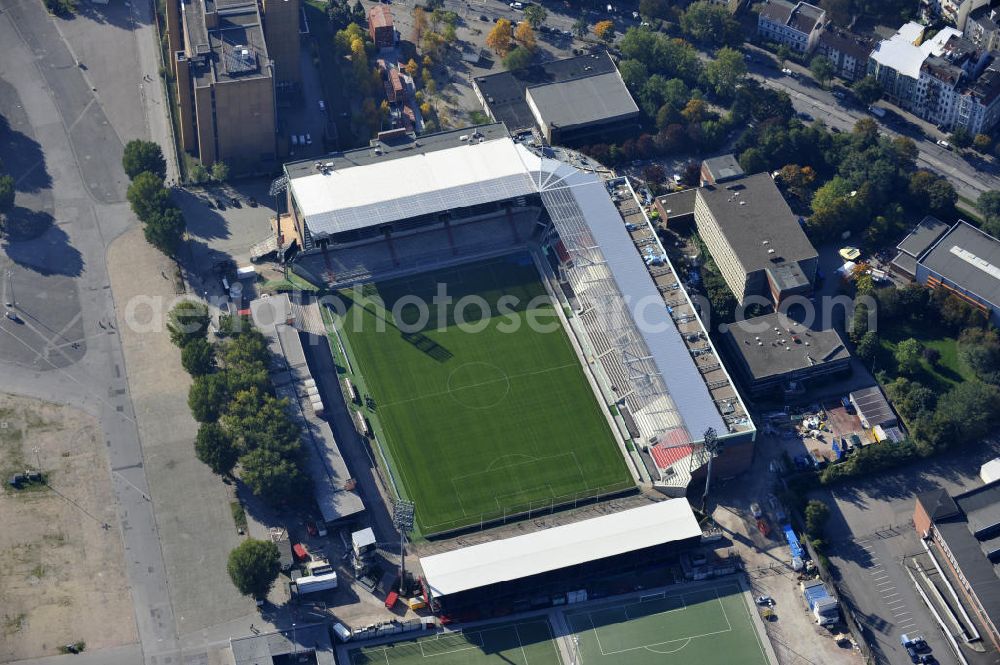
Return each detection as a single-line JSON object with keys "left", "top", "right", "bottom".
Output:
{"left": 318, "top": 100, "right": 325, "bottom": 111}
{"left": 868, "top": 105, "right": 886, "bottom": 118}
{"left": 781, "top": 67, "right": 793, "bottom": 75}
{"left": 756, "top": 595, "right": 774, "bottom": 606}
{"left": 832, "top": 90, "right": 845, "bottom": 100}
{"left": 839, "top": 246, "right": 861, "bottom": 261}
{"left": 5, "top": 311, "right": 22, "bottom": 323}
{"left": 798, "top": 111, "right": 813, "bottom": 121}
{"left": 936, "top": 139, "right": 951, "bottom": 149}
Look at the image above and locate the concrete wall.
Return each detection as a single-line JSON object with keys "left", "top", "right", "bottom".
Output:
{"left": 212, "top": 76, "right": 276, "bottom": 171}
{"left": 263, "top": 0, "right": 302, "bottom": 85}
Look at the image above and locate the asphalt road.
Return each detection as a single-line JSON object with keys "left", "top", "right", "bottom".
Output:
{"left": 0, "top": 0, "right": 182, "bottom": 663}
{"left": 748, "top": 52, "right": 1000, "bottom": 207}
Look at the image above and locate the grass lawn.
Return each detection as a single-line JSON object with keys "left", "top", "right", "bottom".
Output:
{"left": 332, "top": 253, "right": 633, "bottom": 535}
{"left": 563, "top": 581, "right": 768, "bottom": 665}
{"left": 349, "top": 619, "right": 561, "bottom": 665}
{"left": 876, "top": 320, "right": 973, "bottom": 390}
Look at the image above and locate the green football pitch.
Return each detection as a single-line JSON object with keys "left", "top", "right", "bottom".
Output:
{"left": 563, "top": 580, "right": 770, "bottom": 665}
{"left": 348, "top": 619, "right": 561, "bottom": 665}
{"left": 332, "top": 253, "right": 633, "bottom": 534}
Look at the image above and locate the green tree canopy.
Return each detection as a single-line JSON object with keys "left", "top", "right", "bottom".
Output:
{"left": 168, "top": 300, "right": 211, "bottom": 347}
{"left": 181, "top": 337, "right": 216, "bottom": 376}
{"left": 502, "top": 45, "right": 534, "bottom": 71}
{"left": 122, "top": 139, "right": 167, "bottom": 180}
{"left": 144, "top": 205, "right": 186, "bottom": 256}
{"left": 804, "top": 499, "right": 830, "bottom": 539}
{"left": 894, "top": 337, "right": 923, "bottom": 376}
{"left": 126, "top": 171, "right": 170, "bottom": 222}
{"left": 704, "top": 47, "right": 747, "bottom": 100}
{"left": 188, "top": 372, "right": 228, "bottom": 423}
{"left": 809, "top": 55, "right": 834, "bottom": 86}
{"left": 227, "top": 539, "right": 281, "bottom": 599}
{"left": 851, "top": 76, "right": 882, "bottom": 105}
{"left": 679, "top": 1, "right": 740, "bottom": 46}
{"left": 195, "top": 422, "right": 239, "bottom": 475}
{"left": 238, "top": 447, "right": 305, "bottom": 505}
{"left": 0, "top": 174, "right": 15, "bottom": 214}
{"left": 523, "top": 4, "right": 546, "bottom": 27}
{"left": 979, "top": 191, "right": 1000, "bottom": 236}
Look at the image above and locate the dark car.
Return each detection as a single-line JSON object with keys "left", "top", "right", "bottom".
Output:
{"left": 479, "top": 13, "right": 488, "bottom": 20}
{"left": 5, "top": 311, "right": 22, "bottom": 324}
{"left": 215, "top": 198, "right": 226, "bottom": 210}
{"left": 231, "top": 197, "right": 241, "bottom": 208}
{"left": 906, "top": 646, "right": 919, "bottom": 663}
{"left": 248, "top": 197, "right": 258, "bottom": 207}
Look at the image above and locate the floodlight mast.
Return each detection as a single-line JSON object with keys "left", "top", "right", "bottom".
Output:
{"left": 699, "top": 427, "right": 719, "bottom": 514}
{"left": 269, "top": 175, "right": 288, "bottom": 264}
{"left": 393, "top": 499, "right": 415, "bottom": 592}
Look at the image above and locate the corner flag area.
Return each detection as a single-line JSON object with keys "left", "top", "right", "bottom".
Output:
{"left": 563, "top": 580, "right": 770, "bottom": 665}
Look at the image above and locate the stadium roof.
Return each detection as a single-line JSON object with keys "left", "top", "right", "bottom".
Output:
{"left": 918, "top": 220, "right": 1000, "bottom": 308}
{"left": 525, "top": 71, "right": 639, "bottom": 130}
{"left": 289, "top": 134, "right": 538, "bottom": 237}
{"left": 420, "top": 499, "right": 701, "bottom": 597}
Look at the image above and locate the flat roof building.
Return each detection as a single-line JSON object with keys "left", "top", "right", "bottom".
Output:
{"left": 653, "top": 189, "right": 696, "bottom": 228}
{"left": 849, "top": 385, "right": 898, "bottom": 430}
{"left": 700, "top": 154, "right": 745, "bottom": 185}
{"left": 472, "top": 52, "right": 640, "bottom": 144}
{"left": 171, "top": 0, "right": 280, "bottom": 172}
{"left": 693, "top": 173, "right": 818, "bottom": 305}
{"left": 916, "top": 220, "right": 1000, "bottom": 326}
{"left": 419, "top": 499, "right": 701, "bottom": 618}
{"left": 724, "top": 312, "right": 850, "bottom": 397}
{"left": 230, "top": 623, "right": 335, "bottom": 665}
{"left": 891, "top": 215, "right": 951, "bottom": 279}
{"left": 525, "top": 71, "right": 640, "bottom": 145}
{"left": 914, "top": 481, "right": 1000, "bottom": 652}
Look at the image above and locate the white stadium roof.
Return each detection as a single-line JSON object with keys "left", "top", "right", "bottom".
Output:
{"left": 290, "top": 138, "right": 539, "bottom": 237}
{"left": 419, "top": 499, "right": 701, "bottom": 597}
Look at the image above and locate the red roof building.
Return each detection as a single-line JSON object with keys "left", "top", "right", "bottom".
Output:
{"left": 368, "top": 5, "right": 395, "bottom": 48}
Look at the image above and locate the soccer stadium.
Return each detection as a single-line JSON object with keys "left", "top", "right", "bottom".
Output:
{"left": 283, "top": 123, "right": 755, "bottom": 537}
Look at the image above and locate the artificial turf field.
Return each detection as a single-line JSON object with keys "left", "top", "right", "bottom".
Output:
{"left": 333, "top": 253, "right": 633, "bottom": 534}
{"left": 563, "top": 580, "right": 770, "bottom": 665}
{"left": 348, "top": 619, "right": 561, "bottom": 665}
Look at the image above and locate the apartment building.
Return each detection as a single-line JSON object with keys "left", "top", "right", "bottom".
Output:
{"left": 965, "top": 5, "right": 1000, "bottom": 51}
{"left": 868, "top": 22, "right": 1000, "bottom": 133}
{"left": 757, "top": 0, "right": 827, "bottom": 54}
{"left": 930, "top": 0, "right": 992, "bottom": 30}
{"left": 692, "top": 172, "right": 818, "bottom": 305}
{"left": 816, "top": 28, "right": 875, "bottom": 81}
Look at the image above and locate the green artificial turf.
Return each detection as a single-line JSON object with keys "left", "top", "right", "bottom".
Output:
{"left": 333, "top": 253, "right": 633, "bottom": 535}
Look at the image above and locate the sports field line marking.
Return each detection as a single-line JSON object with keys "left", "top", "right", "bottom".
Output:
{"left": 736, "top": 580, "right": 770, "bottom": 664}
{"left": 417, "top": 630, "right": 485, "bottom": 658}
{"left": 643, "top": 638, "right": 692, "bottom": 654}
{"left": 640, "top": 592, "right": 666, "bottom": 602}
{"left": 624, "top": 595, "right": 686, "bottom": 620}
{"left": 377, "top": 362, "right": 583, "bottom": 410}
{"left": 513, "top": 624, "right": 530, "bottom": 665}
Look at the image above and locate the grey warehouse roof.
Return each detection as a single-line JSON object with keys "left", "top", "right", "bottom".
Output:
{"left": 525, "top": 71, "right": 639, "bottom": 130}
{"left": 697, "top": 173, "right": 818, "bottom": 274}
{"left": 702, "top": 154, "right": 744, "bottom": 183}
{"left": 849, "top": 385, "right": 897, "bottom": 429}
{"left": 919, "top": 220, "right": 1000, "bottom": 307}
{"left": 726, "top": 312, "right": 848, "bottom": 380}
{"left": 897, "top": 215, "right": 950, "bottom": 258}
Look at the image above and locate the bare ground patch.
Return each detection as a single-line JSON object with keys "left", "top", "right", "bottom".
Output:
{"left": 0, "top": 393, "right": 136, "bottom": 661}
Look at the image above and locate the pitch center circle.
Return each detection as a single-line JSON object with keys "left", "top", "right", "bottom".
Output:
{"left": 446, "top": 361, "right": 511, "bottom": 410}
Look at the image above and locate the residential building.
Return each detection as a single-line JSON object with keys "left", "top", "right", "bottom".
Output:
{"left": 473, "top": 51, "right": 641, "bottom": 144}
{"left": 817, "top": 28, "right": 875, "bottom": 81}
{"left": 868, "top": 23, "right": 1000, "bottom": 132}
{"left": 915, "top": 220, "right": 1000, "bottom": 326}
{"left": 757, "top": 0, "right": 827, "bottom": 54}
{"left": 933, "top": 0, "right": 993, "bottom": 30}
{"left": 692, "top": 172, "right": 819, "bottom": 305}
{"left": 724, "top": 312, "right": 850, "bottom": 398}
{"left": 914, "top": 482, "right": 1000, "bottom": 652}
{"left": 173, "top": 0, "right": 277, "bottom": 172}
{"left": 368, "top": 4, "right": 395, "bottom": 49}
{"left": 965, "top": 5, "right": 1000, "bottom": 51}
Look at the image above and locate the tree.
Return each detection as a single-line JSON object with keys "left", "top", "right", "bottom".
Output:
{"left": 593, "top": 19, "right": 615, "bottom": 42}
{"left": 515, "top": 22, "right": 536, "bottom": 50}
{"left": 121, "top": 139, "right": 166, "bottom": 180}
{"left": 144, "top": 205, "right": 185, "bottom": 256}
{"left": 181, "top": 337, "right": 216, "bottom": 376}
{"left": 188, "top": 373, "right": 228, "bottom": 423}
{"left": 950, "top": 127, "right": 973, "bottom": 149}
{"left": 221, "top": 329, "right": 271, "bottom": 367}
{"left": 639, "top": 0, "right": 670, "bottom": 19}
{"left": 852, "top": 76, "right": 882, "bottom": 105}
{"left": 776, "top": 44, "right": 791, "bottom": 66}
{"left": 810, "top": 56, "right": 834, "bottom": 87}
{"left": 195, "top": 422, "right": 238, "bottom": 475}
{"left": 486, "top": 18, "right": 514, "bottom": 55}
{"left": 210, "top": 161, "right": 229, "bottom": 183}
{"left": 974, "top": 133, "right": 993, "bottom": 152}
{"left": 503, "top": 46, "right": 534, "bottom": 71}
{"left": 572, "top": 17, "right": 589, "bottom": 38}
{"left": 704, "top": 47, "right": 747, "bottom": 100}
{"left": 0, "top": 174, "right": 14, "bottom": 216}
{"left": 523, "top": 4, "right": 547, "bottom": 28}
{"left": 239, "top": 447, "right": 305, "bottom": 504}
{"left": 227, "top": 539, "right": 280, "bottom": 599}
{"left": 679, "top": 1, "right": 740, "bottom": 45}
{"left": 959, "top": 328, "right": 1000, "bottom": 384}
{"left": 126, "top": 171, "right": 170, "bottom": 222}
{"left": 168, "top": 300, "right": 210, "bottom": 347}
{"left": 908, "top": 170, "right": 956, "bottom": 216}
{"left": 894, "top": 338, "right": 923, "bottom": 376}
{"left": 855, "top": 330, "right": 879, "bottom": 363}
{"left": 979, "top": 191, "right": 1000, "bottom": 236}
{"left": 934, "top": 380, "right": 1000, "bottom": 447}
{"left": 404, "top": 58, "right": 419, "bottom": 78}
{"left": 223, "top": 389, "right": 301, "bottom": 455}
{"left": 804, "top": 499, "right": 830, "bottom": 539}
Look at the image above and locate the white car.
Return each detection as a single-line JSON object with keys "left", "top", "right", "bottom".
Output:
{"left": 318, "top": 100, "right": 326, "bottom": 111}
{"left": 937, "top": 139, "right": 951, "bottom": 149}
{"left": 306, "top": 133, "right": 313, "bottom": 145}
{"left": 291, "top": 134, "right": 299, "bottom": 146}
{"left": 781, "top": 67, "right": 793, "bottom": 76}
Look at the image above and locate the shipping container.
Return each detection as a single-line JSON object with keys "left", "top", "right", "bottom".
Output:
{"left": 294, "top": 572, "right": 338, "bottom": 594}
{"left": 385, "top": 590, "right": 399, "bottom": 610}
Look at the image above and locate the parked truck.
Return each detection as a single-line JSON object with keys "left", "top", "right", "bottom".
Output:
{"left": 801, "top": 579, "right": 839, "bottom": 626}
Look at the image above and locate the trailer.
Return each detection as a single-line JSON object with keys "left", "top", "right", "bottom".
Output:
{"left": 293, "top": 572, "right": 338, "bottom": 595}
{"left": 783, "top": 524, "right": 804, "bottom": 570}
{"left": 354, "top": 410, "right": 370, "bottom": 437}
{"left": 343, "top": 378, "right": 360, "bottom": 404}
